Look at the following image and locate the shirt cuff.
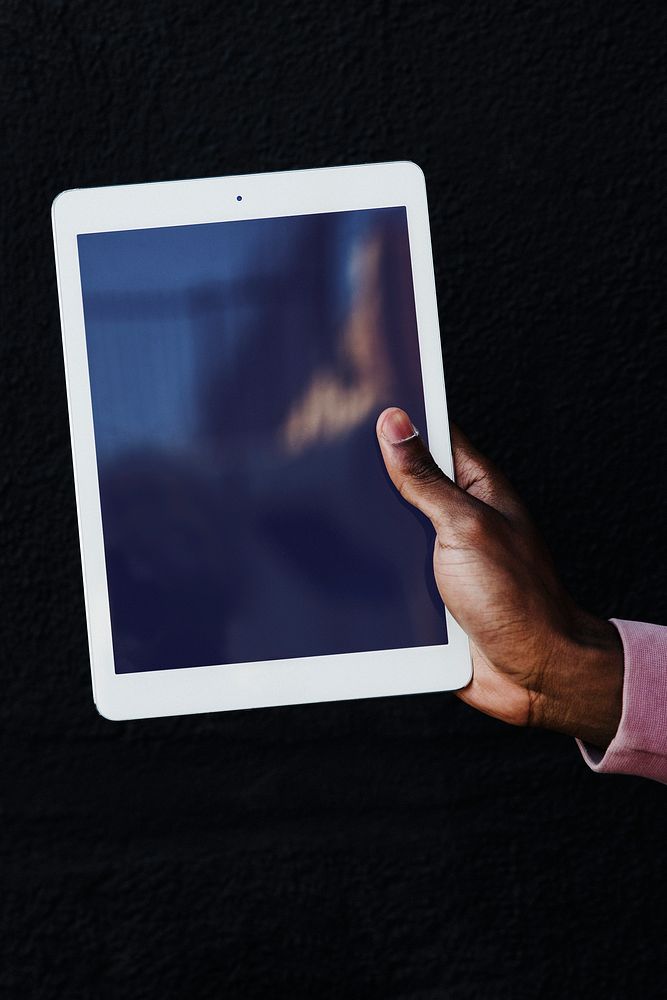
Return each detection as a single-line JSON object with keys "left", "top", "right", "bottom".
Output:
{"left": 577, "top": 618, "right": 667, "bottom": 783}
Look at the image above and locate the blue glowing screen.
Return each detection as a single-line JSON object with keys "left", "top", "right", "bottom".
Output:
{"left": 78, "top": 207, "right": 447, "bottom": 673}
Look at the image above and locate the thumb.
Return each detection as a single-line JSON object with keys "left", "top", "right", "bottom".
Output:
{"left": 376, "top": 407, "right": 479, "bottom": 537}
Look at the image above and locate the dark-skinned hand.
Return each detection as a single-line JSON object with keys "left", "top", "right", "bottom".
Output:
{"left": 376, "top": 407, "right": 623, "bottom": 749}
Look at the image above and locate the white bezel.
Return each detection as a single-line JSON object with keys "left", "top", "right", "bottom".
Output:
{"left": 52, "top": 160, "right": 472, "bottom": 720}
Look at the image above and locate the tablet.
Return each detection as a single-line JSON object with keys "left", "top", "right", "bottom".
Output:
{"left": 52, "top": 161, "right": 472, "bottom": 720}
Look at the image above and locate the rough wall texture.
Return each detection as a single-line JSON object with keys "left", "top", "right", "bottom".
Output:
{"left": 2, "top": 2, "right": 666, "bottom": 997}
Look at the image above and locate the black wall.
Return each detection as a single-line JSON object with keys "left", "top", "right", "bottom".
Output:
{"left": 2, "top": 2, "right": 666, "bottom": 997}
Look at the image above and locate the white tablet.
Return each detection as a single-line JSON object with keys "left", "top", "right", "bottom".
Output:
{"left": 52, "top": 161, "right": 472, "bottom": 720}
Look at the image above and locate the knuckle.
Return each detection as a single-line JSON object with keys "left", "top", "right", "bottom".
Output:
{"left": 404, "top": 451, "right": 443, "bottom": 489}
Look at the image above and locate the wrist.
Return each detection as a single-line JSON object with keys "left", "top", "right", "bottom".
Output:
{"left": 536, "top": 615, "right": 624, "bottom": 750}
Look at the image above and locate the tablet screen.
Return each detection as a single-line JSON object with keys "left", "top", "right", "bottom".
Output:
{"left": 78, "top": 207, "right": 447, "bottom": 673}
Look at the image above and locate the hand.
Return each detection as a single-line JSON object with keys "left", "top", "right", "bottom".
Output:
{"left": 376, "top": 407, "right": 624, "bottom": 750}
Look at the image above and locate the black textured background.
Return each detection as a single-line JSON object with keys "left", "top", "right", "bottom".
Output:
{"left": 2, "top": 2, "right": 666, "bottom": 998}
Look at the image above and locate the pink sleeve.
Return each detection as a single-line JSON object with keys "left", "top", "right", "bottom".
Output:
{"left": 577, "top": 618, "right": 667, "bottom": 784}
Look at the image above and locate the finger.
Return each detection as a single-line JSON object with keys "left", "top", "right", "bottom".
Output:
{"left": 450, "top": 422, "right": 529, "bottom": 525}
{"left": 376, "top": 408, "right": 481, "bottom": 536}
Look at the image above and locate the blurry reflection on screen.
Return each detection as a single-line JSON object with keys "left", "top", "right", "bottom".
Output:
{"left": 78, "top": 207, "right": 447, "bottom": 673}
